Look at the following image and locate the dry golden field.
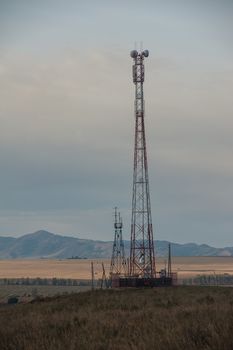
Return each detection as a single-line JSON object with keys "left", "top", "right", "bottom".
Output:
{"left": 1, "top": 287, "right": 233, "bottom": 350}
{"left": 0, "top": 257, "right": 233, "bottom": 279}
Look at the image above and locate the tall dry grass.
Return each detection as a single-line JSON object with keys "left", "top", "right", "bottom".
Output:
{"left": 1, "top": 286, "right": 233, "bottom": 350}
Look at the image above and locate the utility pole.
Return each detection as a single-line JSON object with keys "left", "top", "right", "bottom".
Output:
{"left": 91, "top": 261, "right": 94, "bottom": 291}
{"left": 168, "top": 243, "right": 171, "bottom": 278}
{"left": 100, "top": 262, "right": 108, "bottom": 289}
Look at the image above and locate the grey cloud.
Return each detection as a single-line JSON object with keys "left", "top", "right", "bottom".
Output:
{"left": 0, "top": 1, "right": 233, "bottom": 246}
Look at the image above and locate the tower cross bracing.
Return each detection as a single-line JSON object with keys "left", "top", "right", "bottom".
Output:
{"left": 129, "top": 49, "right": 156, "bottom": 278}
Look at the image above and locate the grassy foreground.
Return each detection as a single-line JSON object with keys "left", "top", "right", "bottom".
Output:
{"left": 1, "top": 286, "right": 233, "bottom": 350}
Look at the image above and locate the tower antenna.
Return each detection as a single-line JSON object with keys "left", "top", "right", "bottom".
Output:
{"left": 110, "top": 207, "right": 126, "bottom": 278}
{"left": 129, "top": 48, "right": 155, "bottom": 278}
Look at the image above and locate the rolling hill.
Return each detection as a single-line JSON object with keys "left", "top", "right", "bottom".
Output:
{"left": 0, "top": 230, "right": 233, "bottom": 259}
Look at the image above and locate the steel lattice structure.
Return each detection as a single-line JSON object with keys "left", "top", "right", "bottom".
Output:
{"left": 129, "top": 49, "right": 156, "bottom": 278}
{"left": 110, "top": 207, "right": 126, "bottom": 276}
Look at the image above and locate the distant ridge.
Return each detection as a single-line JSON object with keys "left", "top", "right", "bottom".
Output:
{"left": 0, "top": 230, "right": 233, "bottom": 259}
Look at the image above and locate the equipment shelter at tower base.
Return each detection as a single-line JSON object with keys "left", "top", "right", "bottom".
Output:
{"left": 111, "top": 274, "right": 177, "bottom": 288}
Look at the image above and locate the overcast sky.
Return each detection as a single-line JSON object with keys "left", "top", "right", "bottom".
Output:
{"left": 0, "top": 0, "right": 233, "bottom": 246}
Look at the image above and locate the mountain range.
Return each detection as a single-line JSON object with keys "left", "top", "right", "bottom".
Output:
{"left": 0, "top": 230, "right": 233, "bottom": 259}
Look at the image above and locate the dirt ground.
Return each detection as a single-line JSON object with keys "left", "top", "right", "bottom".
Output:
{"left": 0, "top": 257, "right": 233, "bottom": 280}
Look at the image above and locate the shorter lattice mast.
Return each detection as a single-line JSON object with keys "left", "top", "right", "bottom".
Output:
{"left": 110, "top": 207, "right": 126, "bottom": 276}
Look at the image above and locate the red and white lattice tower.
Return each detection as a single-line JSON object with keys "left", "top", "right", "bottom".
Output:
{"left": 129, "top": 49, "right": 156, "bottom": 278}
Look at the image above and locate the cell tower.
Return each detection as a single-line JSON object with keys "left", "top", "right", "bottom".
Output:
{"left": 129, "top": 49, "right": 156, "bottom": 278}
{"left": 110, "top": 207, "right": 126, "bottom": 276}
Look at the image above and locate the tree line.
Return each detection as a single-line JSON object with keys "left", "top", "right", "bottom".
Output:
{"left": 181, "top": 273, "right": 233, "bottom": 286}
{"left": 0, "top": 278, "right": 92, "bottom": 286}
